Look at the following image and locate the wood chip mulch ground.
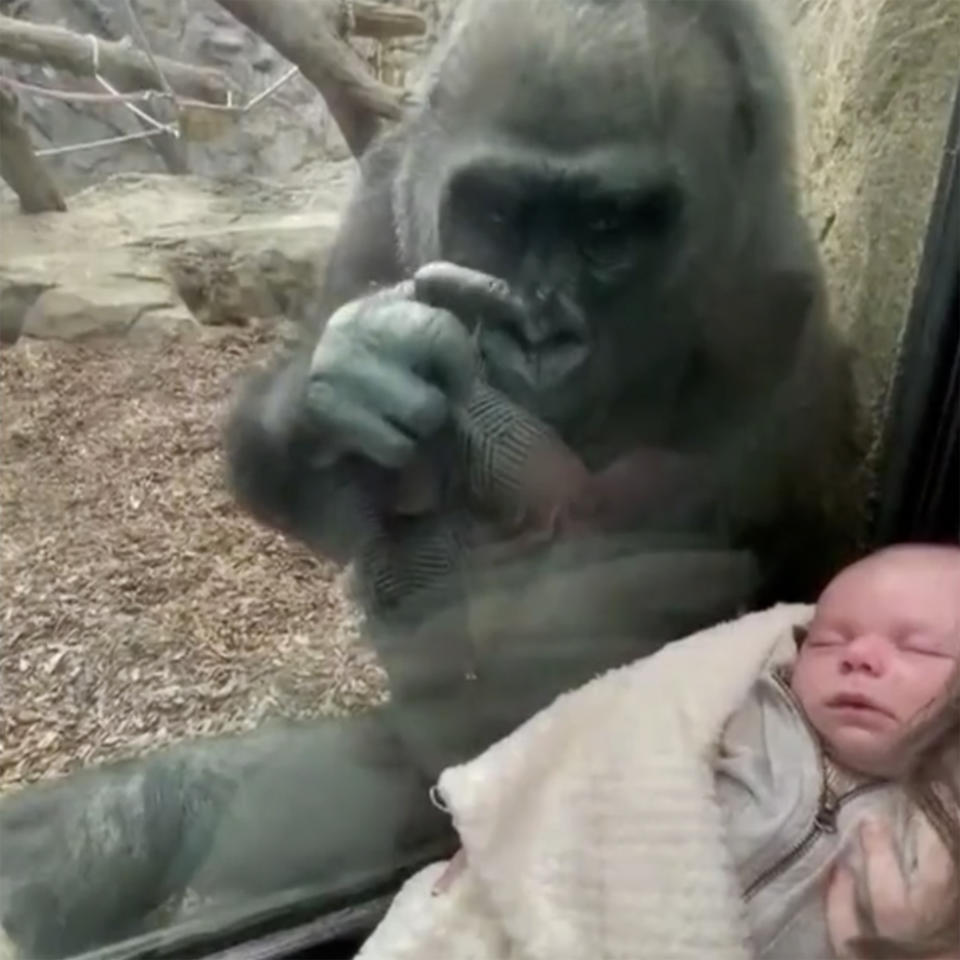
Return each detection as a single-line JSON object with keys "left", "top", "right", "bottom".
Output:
{"left": 0, "top": 332, "right": 387, "bottom": 793}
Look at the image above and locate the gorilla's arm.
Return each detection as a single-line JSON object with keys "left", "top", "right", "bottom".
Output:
{"left": 0, "top": 716, "right": 451, "bottom": 960}
{"left": 224, "top": 135, "right": 409, "bottom": 557}
{"left": 312, "top": 133, "right": 410, "bottom": 324}
{"left": 224, "top": 353, "right": 363, "bottom": 563}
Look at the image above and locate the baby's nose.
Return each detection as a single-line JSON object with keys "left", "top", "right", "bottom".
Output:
{"left": 840, "top": 633, "right": 890, "bottom": 674}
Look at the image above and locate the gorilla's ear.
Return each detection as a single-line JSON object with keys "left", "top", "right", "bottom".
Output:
{"left": 699, "top": 0, "right": 791, "bottom": 163}
{"left": 717, "top": 31, "right": 758, "bottom": 158}
{"left": 792, "top": 624, "right": 810, "bottom": 649}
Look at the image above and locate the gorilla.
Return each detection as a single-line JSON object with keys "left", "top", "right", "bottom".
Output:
{"left": 0, "top": 1, "right": 864, "bottom": 957}
{"left": 225, "top": 0, "right": 863, "bottom": 757}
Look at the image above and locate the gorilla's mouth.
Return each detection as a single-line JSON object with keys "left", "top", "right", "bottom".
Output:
{"left": 478, "top": 325, "right": 593, "bottom": 426}
{"left": 479, "top": 325, "right": 591, "bottom": 393}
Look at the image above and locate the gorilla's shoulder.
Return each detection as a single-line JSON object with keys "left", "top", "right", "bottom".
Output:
{"left": 357, "top": 127, "right": 412, "bottom": 188}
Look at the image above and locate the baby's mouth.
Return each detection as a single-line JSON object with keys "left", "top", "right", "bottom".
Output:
{"left": 826, "top": 692, "right": 895, "bottom": 719}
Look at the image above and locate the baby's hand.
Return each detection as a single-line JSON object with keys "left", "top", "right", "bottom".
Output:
{"left": 826, "top": 817, "right": 956, "bottom": 959}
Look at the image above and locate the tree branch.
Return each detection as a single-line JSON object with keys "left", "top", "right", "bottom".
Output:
{"left": 0, "top": 83, "right": 66, "bottom": 213}
{"left": 0, "top": 14, "right": 232, "bottom": 103}
{"left": 213, "top": 0, "right": 407, "bottom": 157}
{"left": 351, "top": 1, "right": 427, "bottom": 39}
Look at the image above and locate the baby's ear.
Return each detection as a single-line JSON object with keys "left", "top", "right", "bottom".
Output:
{"left": 792, "top": 624, "right": 810, "bottom": 649}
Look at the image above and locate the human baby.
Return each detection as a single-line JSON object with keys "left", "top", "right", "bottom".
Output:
{"left": 357, "top": 544, "right": 959, "bottom": 960}
{"left": 717, "top": 543, "right": 960, "bottom": 959}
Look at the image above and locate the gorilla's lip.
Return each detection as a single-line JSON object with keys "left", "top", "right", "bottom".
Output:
{"left": 485, "top": 363, "right": 586, "bottom": 413}
{"left": 826, "top": 692, "right": 895, "bottom": 719}
{"left": 479, "top": 379, "right": 582, "bottom": 437}
{"left": 479, "top": 330, "right": 590, "bottom": 389}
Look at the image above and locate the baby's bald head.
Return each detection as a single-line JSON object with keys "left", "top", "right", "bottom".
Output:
{"left": 791, "top": 543, "right": 960, "bottom": 776}
{"left": 831, "top": 542, "right": 960, "bottom": 586}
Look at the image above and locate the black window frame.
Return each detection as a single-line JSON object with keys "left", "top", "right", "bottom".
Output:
{"left": 871, "top": 77, "right": 960, "bottom": 547}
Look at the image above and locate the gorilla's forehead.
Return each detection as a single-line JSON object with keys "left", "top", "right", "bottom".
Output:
{"left": 432, "top": 0, "right": 736, "bottom": 154}
{"left": 442, "top": 138, "right": 678, "bottom": 202}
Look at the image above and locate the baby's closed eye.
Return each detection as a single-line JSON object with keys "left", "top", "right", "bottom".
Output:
{"left": 806, "top": 630, "right": 846, "bottom": 647}
{"left": 898, "top": 633, "right": 955, "bottom": 657}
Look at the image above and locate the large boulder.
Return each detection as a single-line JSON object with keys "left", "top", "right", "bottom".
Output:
{"left": 0, "top": 163, "right": 354, "bottom": 344}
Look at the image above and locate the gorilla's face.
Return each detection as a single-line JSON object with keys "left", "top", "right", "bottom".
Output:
{"left": 417, "top": 0, "right": 764, "bottom": 436}
{"left": 437, "top": 151, "right": 688, "bottom": 427}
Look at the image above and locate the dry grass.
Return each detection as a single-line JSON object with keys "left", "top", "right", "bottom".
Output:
{"left": 0, "top": 332, "right": 386, "bottom": 792}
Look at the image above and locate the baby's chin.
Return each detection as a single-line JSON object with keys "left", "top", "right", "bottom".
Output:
{"left": 823, "top": 724, "right": 906, "bottom": 777}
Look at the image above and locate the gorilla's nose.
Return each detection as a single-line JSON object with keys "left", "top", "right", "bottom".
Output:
{"left": 498, "top": 287, "right": 587, "bottom": 353}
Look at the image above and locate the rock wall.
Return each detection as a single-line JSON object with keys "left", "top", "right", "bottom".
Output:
{"left": 0, "top": 164, "right": 354, "bottom": 345}
{"left": 0, "top": 0, "right": 438, "bottom": 191}
{"left": 785, "top": 0, "right": 958, "bottom": 454}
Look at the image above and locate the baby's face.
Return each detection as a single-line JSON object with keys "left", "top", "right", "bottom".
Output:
{"left": 790, "top": 547, "right": 960, "bottom": 776}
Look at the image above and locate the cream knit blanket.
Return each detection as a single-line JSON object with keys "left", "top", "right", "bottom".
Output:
{"left": 358, "top": 602, "right": 813, "bottom": 960}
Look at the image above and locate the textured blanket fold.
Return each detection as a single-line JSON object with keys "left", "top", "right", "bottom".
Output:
{"left": 358, "top": 602, "right": 814, "bottom": 960}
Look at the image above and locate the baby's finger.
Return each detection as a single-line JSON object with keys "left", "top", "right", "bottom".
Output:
{"left": 825, "top": 864, "right": 862, "bottom": 959}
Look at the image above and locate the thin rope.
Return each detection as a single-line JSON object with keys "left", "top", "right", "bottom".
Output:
{"left": 9, "top": 27, "right": 304, "bottom": 159}
{"left": 0, "top": 78, "right": 163, "bottom": 106}
{"left": 4, "top": 66, "right": 299, "bottom": 116}
{"left": 82, "top": 33, "right": 177, "bottom": 141}
{"left": 94, "top": 70, "right": 173, "bottom": 133}
{"left": 241, "top": 65, "right": 300, "bottom": 113}
{"left": 119, "top": 0, "right": 179, "bottom": 110}
{"left": 85, "top": 32, "right": 101, "bottom": 72}
{"left": 35, "top": 128, "right": 169, "bottom": 157}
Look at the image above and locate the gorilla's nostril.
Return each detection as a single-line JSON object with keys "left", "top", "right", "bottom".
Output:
{"left": 533, "top": 286, "right": 552, "bottom": 307}
{"left": 550, "top": 331, "right": 584, "bottom": 350}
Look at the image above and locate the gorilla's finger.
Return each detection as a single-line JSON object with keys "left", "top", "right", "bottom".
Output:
{"left": 306, "top": 381, "right": 416, "bottom": 469}
{"left": 320, "top": 295, "right": 476, "bottom": 403}
{"left": 362, "top": 299, "right": 476, "bottom": 403}
{"left": 414, "top": 262, "right": 527, "bottom": 333}
{"left": 332, "top": 353, "right": 451, "bottom": 440}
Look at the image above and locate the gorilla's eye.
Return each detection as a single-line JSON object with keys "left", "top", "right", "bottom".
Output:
{"left": 579, "top": 186, "right": 681, "bottom": 268}
{"left": 632, "top": 186, "right": 683, "bottom": 236}
{"left": 445, "top": 169, "right": 520, "bottom": 249}
{"left": 586, "top": 213, "right": 624, "bottom": 238}
{"left": 485, "top": 205, "right": 511, "bottom": 230}
{"left": 579, "top": 209, "right": 630, "bottom": 265}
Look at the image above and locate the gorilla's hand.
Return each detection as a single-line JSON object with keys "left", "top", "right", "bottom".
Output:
{"left": 224, "top": 263, "right": 547, "bottom": 552}
{"left": 306, "top": 277, "right": 477, "bottom": 470}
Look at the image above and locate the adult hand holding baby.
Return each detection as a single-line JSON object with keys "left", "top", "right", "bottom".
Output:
{"left": 827, "top": 816, "right": 958, "bottom": 959}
